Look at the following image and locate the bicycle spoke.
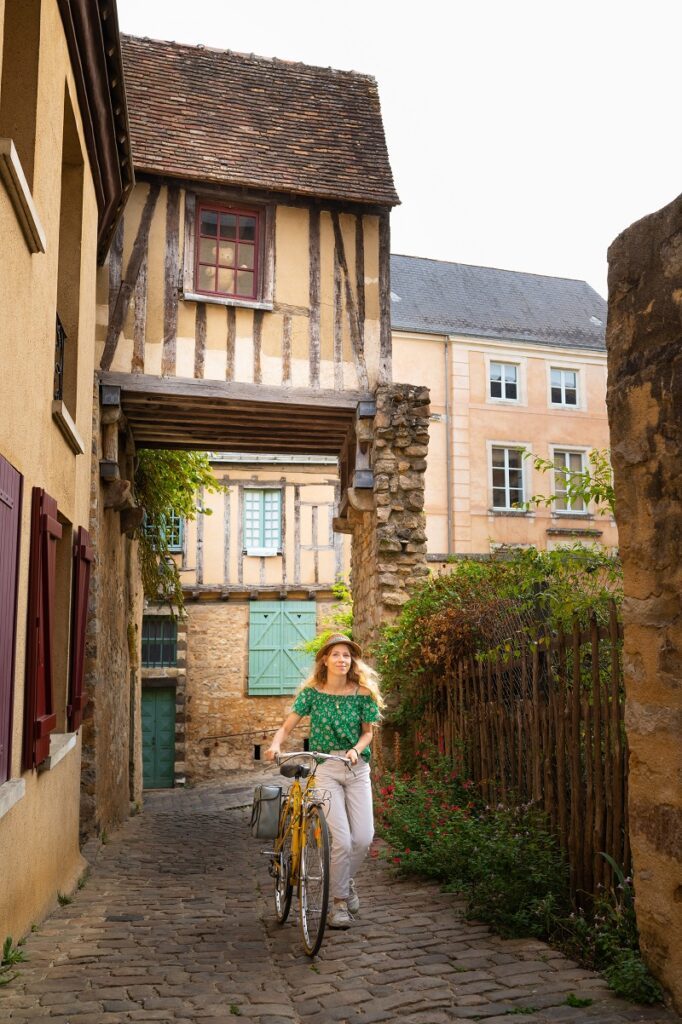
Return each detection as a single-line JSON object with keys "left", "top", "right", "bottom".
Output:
{"left": 274, "top": 803, "right": 294, "bottom": 924}
{"left": 299, "top": 805, "right": 330, "bottom": 956}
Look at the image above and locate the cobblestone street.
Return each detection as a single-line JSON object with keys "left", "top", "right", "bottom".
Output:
{"left": 1, "top": 779, "right": 677, "bottom": 1024}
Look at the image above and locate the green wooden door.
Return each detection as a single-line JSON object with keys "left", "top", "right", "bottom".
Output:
{"left": 142, "top": 687, "right": 175, "bottom": 788}
{"left": 248, "top": 601, "right": 317, "bottom": 695}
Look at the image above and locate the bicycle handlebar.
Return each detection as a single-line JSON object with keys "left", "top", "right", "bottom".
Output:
{"left": 275, "top": 751, "right": 351, "bottom": 766}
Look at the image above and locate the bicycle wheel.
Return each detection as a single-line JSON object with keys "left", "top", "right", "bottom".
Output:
{"left": 299, "top": 804, "right": 330, "bottom": 956}
{"left": 274, "top": 803, "right": 294, "bottom": 924}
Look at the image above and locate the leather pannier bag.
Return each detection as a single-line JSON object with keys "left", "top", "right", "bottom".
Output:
{"left": 250, "top": 784, "right": 282, "bottom": 839}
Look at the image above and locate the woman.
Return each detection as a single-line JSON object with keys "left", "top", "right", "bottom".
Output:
{"left": 266, "top": 633, "right": 384, "bottom": 929}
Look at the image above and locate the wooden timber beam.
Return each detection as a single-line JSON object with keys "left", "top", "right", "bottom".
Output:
{"left": 99, "top": 371, "right": 372, "bottom": 455}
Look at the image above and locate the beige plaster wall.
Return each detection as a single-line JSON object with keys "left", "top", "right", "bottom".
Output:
{"left": 100, "top": 183, "right": 384, "bottom": 392}
{"left": 392, "top": 331, "right": 618, "bottom": 556}
{"left": 0, "top": 0, "right": 100, "bottom": 938}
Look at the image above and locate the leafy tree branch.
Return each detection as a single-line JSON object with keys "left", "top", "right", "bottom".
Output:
{"left": 523, "top": 448, "right": 615, "bottom": 517}
{"left": 134, "top": 450, "right": 227, "bottom": 613}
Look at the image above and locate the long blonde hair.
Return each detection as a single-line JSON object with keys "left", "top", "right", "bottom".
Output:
{"left": 300, "top": 646, "right": 385, "bottom": 713}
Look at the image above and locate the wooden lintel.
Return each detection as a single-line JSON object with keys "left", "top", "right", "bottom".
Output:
{"left": 99, "top": 371, "right": 371, "bottom": 411}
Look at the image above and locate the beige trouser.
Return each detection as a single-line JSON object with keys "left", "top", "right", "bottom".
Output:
{"left": 315, "top": 755, "right": 374, "bottom": 901}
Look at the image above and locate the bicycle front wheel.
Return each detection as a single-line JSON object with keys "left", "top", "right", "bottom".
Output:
{"left": 299, "top": 804, "right": 330, "bottom": 956}
{"left": 274, "top": 803, "right": 294, "bottom": 924}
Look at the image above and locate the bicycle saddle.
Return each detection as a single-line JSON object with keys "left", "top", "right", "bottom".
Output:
{"left": 279, "top": 762, "right": 312, "bottom": 778}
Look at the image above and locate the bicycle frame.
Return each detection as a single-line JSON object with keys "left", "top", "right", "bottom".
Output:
{"left": 275, "top": 766, "right": 320, "bottom": 894}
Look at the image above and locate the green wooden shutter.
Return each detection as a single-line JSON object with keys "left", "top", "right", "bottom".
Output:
{"left": 248, "top": 601, "right": 316, "bottom": 696}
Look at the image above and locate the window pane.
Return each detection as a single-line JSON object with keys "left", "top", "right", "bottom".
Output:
{"left": 492, "top": 447, "right": 505, "bottom": 467}
{"left": 238, "top": 243, "right": 255, "bottom": 270}
{"left": 198, "top": 264, "right": 215, "bottom": 292}
{"left": 504, "top": 364, "right": 517, "bottom": 383}
{"left": 509, "top": 484, "right": 523, "bottom": 504}
{"left": 565, "top": 388, "right": 577, "bottom": 405}
{"left": 236, "top": 271, "right": 254, "bottom": 296}
{"left": 490, "top": 379, "right": 502, "bottom": 398}
{"left": 218, "top": 241, "right": 236, "bottom": 266}
{"left": 565, "top": 371, "right": 577, "bottom": 388}
{"left": 199, "top": 238, "right": 217, "bottom": 264}
{"left": 506, "top": 381, "right": 518, "bottom": 400}
{"left": 490, "top": 363, "right": 502, "bottom": 382}
{"left": 507, "top": 450, "right": 522, "bottom": 470}
{"left": 551, "top": 386, "right": 562, "bottom": 404}
{"left": 239, "top": 216, "right": 256, "bottom": 241}
{"left": 492, "top": 467, "right": 506, "bottom": 488}
{"left": 493, "top": 487, "right": 507, "bottom": 508}
{"left": 217, "top": 267, "right": 235, "bottom": 294}
{"left": 551, "top": 369, "right": 561, "bottom": 387}
{"left": 219, "top": 213, "right": 237, "bottom": 239}
{"left": 569, "top": 452, "right": 583, "bottom": 472}
{"left": 200, "top": 210, "right": 218, "bottom": 237}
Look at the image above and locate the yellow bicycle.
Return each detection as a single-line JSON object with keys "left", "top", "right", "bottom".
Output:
{"left": 269, "top": 751, "right": 349, "bottom": 956}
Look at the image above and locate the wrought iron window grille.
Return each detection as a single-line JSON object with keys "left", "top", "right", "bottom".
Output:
{"left": 54, "top": 314, "right": 66, "bottom": 401}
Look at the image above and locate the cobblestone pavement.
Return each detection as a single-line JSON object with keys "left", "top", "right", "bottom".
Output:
{"left": 2, "top": 777, "right": 678, "bottom": 1024}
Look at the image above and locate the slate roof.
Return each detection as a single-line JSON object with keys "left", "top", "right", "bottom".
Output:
{"left": 121, "top": 35, "right": 399, "bottom": 207}
{"left": 390, "top": 255, "right": 607, "bottom": 351}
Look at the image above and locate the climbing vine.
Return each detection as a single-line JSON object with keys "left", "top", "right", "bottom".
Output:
{"left": 134, "top": 450, "right": 226, "bottom": 613}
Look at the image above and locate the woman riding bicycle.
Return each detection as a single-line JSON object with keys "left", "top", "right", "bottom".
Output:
{"left": 266, "top": 633, "right": 384, "bottom": 928}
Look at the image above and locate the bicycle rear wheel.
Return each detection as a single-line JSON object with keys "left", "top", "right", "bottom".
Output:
{"left": 299, "top": 804, "right": 330, "bottom": 956}
{"left": 273, "top": 803, "right": 294, "bottom": 924}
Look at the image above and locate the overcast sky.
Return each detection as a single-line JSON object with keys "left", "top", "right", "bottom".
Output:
{"left": 116, "top": 0, "right": 681, "bottom": 298}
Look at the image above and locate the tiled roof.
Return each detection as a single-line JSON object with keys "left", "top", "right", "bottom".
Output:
{"left": 390, "top": 255, "right": 607, "bottom": 351}
{"left": 121, "top": 35, "right": 399, "bottom": 207}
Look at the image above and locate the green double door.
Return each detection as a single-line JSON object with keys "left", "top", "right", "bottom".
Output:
{"left": 142, "top": 687, "right": 175, "bottom": 788}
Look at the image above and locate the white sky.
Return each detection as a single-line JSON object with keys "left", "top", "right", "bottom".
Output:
{"left": 116, "top": 0, "right": 681, "bottom": 298}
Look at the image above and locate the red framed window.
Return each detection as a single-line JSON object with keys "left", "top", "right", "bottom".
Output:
{"left": 195, "top": 204, "right": 259, "bottom": 300}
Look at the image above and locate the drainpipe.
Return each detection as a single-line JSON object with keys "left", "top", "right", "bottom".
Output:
{"left": 444, "top": 336, "right": 454, "bottom": 555}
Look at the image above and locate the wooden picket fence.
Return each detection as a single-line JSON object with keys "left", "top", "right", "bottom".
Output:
{"left": 419, "top": 600, "right": 628, "bottom": 905}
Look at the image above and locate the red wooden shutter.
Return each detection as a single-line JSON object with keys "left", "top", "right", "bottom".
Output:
{"left": 0, "top": 455, "right": 23, "bottom": 785}
{"left": 68, "top": 526, "right": 93, "bottom": 731}
{"left": 23, "top": 488, "right": 61, "bottom": 769}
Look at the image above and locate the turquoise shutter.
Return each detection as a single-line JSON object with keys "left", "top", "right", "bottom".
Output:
{"left": 248, "top": 601, "right": 317, "bottom": 695}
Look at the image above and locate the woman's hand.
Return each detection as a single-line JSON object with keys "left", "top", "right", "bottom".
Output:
{"left": 265, "top": 745, "right": 279, "bottom": 762}
{"left": 346, "top": 747, "right": 360, "bottom": 766}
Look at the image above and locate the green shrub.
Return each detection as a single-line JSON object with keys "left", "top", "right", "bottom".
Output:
{"left": 377, "top": 748, "right": 662, "bottom": 1004}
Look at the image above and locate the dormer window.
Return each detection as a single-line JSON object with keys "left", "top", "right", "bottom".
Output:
{"left": 195, "top": 204, "right": 259, "bottom": 300}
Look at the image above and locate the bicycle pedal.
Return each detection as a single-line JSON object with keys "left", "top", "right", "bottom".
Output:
{"left": 260, "top": 848, "right": 277, "bottom": 857}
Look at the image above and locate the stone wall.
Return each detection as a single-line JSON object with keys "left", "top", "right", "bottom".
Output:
{"left": 81, "top": 391, "right": 144, "bottom": 837}
{"left": 351, "top": 383, "right": 431, "bottom": 652}
{"left": 184, "top": 599, "right": 334, "bottom": 780}
{"left": 606, "top": 194, "right": 682, "bottom": 1012}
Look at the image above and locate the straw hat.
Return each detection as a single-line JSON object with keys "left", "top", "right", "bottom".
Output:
{"left": 315, "top": 633, "right": 362, "bottom": 662}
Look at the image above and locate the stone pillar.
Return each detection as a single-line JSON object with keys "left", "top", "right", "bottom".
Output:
{"left": 606, "top": 194, "right": 682, "bottom": 1012}
{"left": 81, "top": 386, "right": 144, "bottom": 838}
{"left": 350, "top": 383, "right": 431, "bottom": 652}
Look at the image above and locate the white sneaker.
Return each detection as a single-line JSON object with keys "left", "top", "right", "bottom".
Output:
{"left": 328, "top": 900, "right": 352, "bottom": 928}
{"left": 347, "top": 878, "right": 360, "bottom": 915}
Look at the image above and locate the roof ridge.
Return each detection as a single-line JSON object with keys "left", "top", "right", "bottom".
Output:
{"left": 121, "top": 33, "right": 377, "bottom": 82}
{"left": 390, "top": 252, "right": 596, "bottom": 289}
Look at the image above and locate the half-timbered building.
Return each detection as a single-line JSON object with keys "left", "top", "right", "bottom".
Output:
{"left": 0, "top": 0, "right": 132, "bottom": 937}
{"left": 95, "top": 36, "right": 432, "bottom": 794}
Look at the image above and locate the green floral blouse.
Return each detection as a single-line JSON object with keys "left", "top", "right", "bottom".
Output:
{"left": 291, "top": 687, "right": 380, "bottom": 762}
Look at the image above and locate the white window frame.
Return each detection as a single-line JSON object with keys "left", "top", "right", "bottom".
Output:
{"left": 242, "top": 487, "right": 283, "bottom": 557}
{"left": 484, "top": 353, "right": 526, "bottom": 406}
{"left": 487, "top": 441, "right": 531, "bottom": 512}
{"left": 549, "top": 365, "right": 581, "bottom": 409}
{"left": 551, "top": 446, "right": 590, "bottom": 515}
{"left": 488, "top": 360, "right": 520, "bottom": 403}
